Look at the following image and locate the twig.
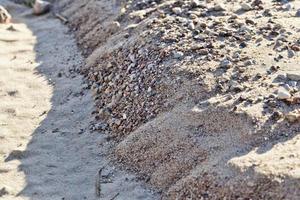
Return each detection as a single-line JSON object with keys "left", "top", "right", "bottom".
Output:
{"left": 110, "top": 193, "right": 120, "bottom": 200}
{"left": 54, "top": 13, "right": 68, "bottom": 24}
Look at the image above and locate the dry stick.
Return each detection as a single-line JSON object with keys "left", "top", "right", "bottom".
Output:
{"left": 95, "top": 167, "right": 104, "bottom": 197}
{"left": 110, "top": 193, "right": 120, "bottom": 200}
{"left": 54, "top": 13, "right": 68, "bottom": 24}
{"left": 95, "top": 162, "right": 112, "bottom": 197}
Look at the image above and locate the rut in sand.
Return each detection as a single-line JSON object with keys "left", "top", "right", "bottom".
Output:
{"left": 0, "top": 1, "right": 157, "bottom": 199}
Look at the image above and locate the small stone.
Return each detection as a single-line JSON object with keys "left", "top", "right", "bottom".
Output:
{"left": 244, "top": 60, "right": 255, "bottom": 66}
{"left": 0, "top": 187, "right": 8, "bottom": 197}
{"left": 276, "top": 74, "right": 287, "bottom": 80}
{"left": 240, "top": 3, "right": 252, "bottom": 11}
{"left": 285, "top": 112, "right": 300, "bottom": 123}
{"left": 277, "top": 88, "right": 291, "bottom": 100}
{"left": 147, "top": 87, "right": 152, "bottom": 93}
{"left": 172, "top": 7, "right": 182, "bottom": 15}
{"left": 282, "top": 3, "right": 292, "bottom": 11}
{"left": 295, "top": 9, "right": 300, "bottom": 17}
{"left": 288, "top": 49, "right": 295, "bottom": 58}
{"left": 291, "top": 45, "right": 300, "bottom": 52}
{"left": 245, "top": 19, "right": 255, "bottom": 25}
{"left": 108, "top": 21, "right": 121, "bottom": 33}
{"left": 0, "top": 6, "right": 11, "bottom": 24}
{"left": 191, "top": 0, "right": 200, "bottom": 8}
{"left": 198, "top": 49, "right": 209, "bottom": 55}
{"left": 33, "top": 0, "right": 51, "bottom": 15}
{"left": 230, "top": 81, "right": 243, "bottom": 92}
{"left": 188, "top": 22, "right": 195, "bottom": 30}
{"left": 239, "top": 41, "right": 247, "bottom": 48}
{"left": 173, "top": 51, "right": 184, "bottom": 59}
{"left": 189, "top": 13, "right": 197, "bottom": 19}
{"left": 263, "top": 9, "right": 272, "bottom": 16}
{"left": 220, "top": 59, "right": 232, "bottom": 68}
{"left": 271, "top": 111, "right": 283, "bottom": 121}
{"left": 232, "top": 52, "right": 240, "bottom": 59}
{"left": 211, "top": 4, "right": 226, "bottom": 12}
{"left": 288, "top": 81, "right": 297, "bottom": 87}
{"left": 287, "top": 72, "right": 300, "bottom": 81}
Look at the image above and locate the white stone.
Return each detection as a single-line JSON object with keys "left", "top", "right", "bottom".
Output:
{"left": 188, "top": 22, "right": 195, "bottom": 30}
{"left": 0, "top": 6, "right": 11, "bottom": 24}
{"left": 172, "top": 7, "right": 182, "bottom": 15}
{"left": 277, "top": 88, "right": 291, "bottom": 100}
{"left": 174, "top": 51, "right": 184, "bottom": 59}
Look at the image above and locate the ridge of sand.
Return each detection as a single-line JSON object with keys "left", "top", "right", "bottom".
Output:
{"left": 54, "top": 0, "right": 300, "bottom": 199}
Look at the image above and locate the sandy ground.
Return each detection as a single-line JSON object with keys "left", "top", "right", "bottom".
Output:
{"left": 55, "top": 0, "right": 300, "bottom": 198}
{"left": 0, "top": 1, "right": 157, "bottom": 200}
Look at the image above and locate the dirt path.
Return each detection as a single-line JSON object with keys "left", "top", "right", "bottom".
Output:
{"left": 0, "top": 1, "right": 157, "bottom": 200}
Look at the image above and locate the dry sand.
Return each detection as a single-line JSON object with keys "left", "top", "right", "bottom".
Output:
{"left": 0, "top": 1, "right": 157, "bottom": 199}
{"left": 2, "top": 0, "right": 300, "bottom": 199}
{"left": 55, "top": 0, "right": 300, "bottom": 199}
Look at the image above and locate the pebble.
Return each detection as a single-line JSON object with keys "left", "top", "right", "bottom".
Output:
{"left": 173, "top": 51, "right": 184, "bottom": 59}
{"left": 172, "top": 7, "right": 182, "bottom": 15}
{"left": 296, "top": 9, "right": 300, "bottom": 17}
{"left": 108, "top": 21, "right": 121, "bottom": 33}
{"left": 198, "top": 49, "right": 209, "bottom": 55}
{"left": 220, "top": 59, "right": 232, "bottom": 68}
{"left": 285, "top": 112, "right": 300, "bottom": 123}
{"left": 0, "top": 6, "right": 11, "bottom": 24}
{"left": 188, "top": 22, "right": 195, "bottom": 30}
{"left": 191, "top": 0, "right": 200, "bottom": 8}
{"left": 240, "top": 3, "right": 252, "bottom": 11}
{"left": 277, "top": 74, "right": 287, "bottom": 80}
{"left": 287, "top": 72, "right": 300, "bottom": 81}
{"left": 277, "top": 88, "right": 291, "bottom": 100}
{"left": 33, "top": 0, "right": 51, "bottom": 15}
{"left": 211, "top": 4, "right": 226, "bottom": 12}
{"left": 288, "top": 81, "right": 297, "bottom": 87}
{"left": 285, "top": 3, "right": 292, "bottom": 11}
{"left": 288, "top": 49, "right": 295, "bottom": 58}
{"left": 244, "top": 60, "right": 255, "bottom": 66}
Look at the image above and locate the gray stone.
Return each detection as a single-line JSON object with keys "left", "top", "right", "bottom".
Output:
{"left": 211, "top": 4, "right": 226, "bottom": 12}
{"left": 191, "top": 0, "right": 200, "bottom": 7}
{"left": 33, "top": 0, "right": 51, "bottom": 15}
{"left": 172, "top": 7, "right": 182, "bottom": 15}
{"left": 173, "top": 51, "right": 184, "bottom": 59}
{"left": 240, "top": 3, "right": 252, "bottom": 11}
{"left": 220, "top": 59, "right": 232, "bottom": 68}
{"left": 288, "top": 49, "right": 295, "bottom": 58}
{"left": 296, "top": 9, "right": 300, "bottom": 17}
{"left": 287, "top": 72, "right": 300, "bottom": 81}
{"left": 288, "top": 81, "right": 297, "bottom": 87}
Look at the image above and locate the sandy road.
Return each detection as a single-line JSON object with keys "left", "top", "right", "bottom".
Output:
{"left": 0, "top": 1, "right": 156, "bottom": 200}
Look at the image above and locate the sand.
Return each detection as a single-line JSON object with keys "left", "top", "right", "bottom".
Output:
{"left": 2, "top": 0, "right": 300, "bottom": 199}
{"left": 55, "top": 0, "right": 300, "bottom": 198}
{"left": 0, "top": 1, "right": 157, "bottom": 199}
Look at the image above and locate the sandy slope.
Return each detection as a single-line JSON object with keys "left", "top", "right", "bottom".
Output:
{"left": 55, "top": 0, "right": 300, "bottom": 199}
{"left": 0, "top": 1, "right": 157, "bottom": 199}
